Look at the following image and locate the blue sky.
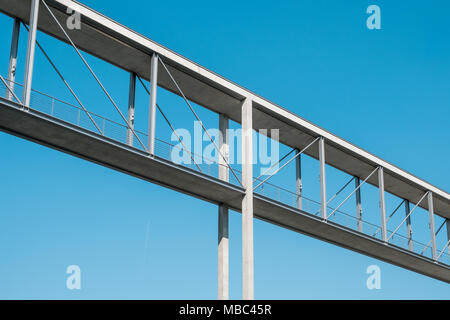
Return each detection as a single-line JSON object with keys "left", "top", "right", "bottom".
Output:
{"left": 0, "top": 0, "right": 449, "bottom": 299}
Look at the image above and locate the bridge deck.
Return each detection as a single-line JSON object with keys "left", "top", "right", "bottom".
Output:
{"left": 1, "top": 98, "right": 449, "bottom": 283}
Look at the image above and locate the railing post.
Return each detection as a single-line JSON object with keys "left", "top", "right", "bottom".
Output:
{"left": 378, "top": 167, "right": 387, "bottom": 242}
{"left": 218, "top": 113, "right": 229, "bottom": 300}
{"left": 447, "top": 219, "right": 450, "bottom": 257}
{"left": 50, "top": 97, "right": 54, "bottom": 115}
{"left": 23, "top": 0, "right": 40, "bottom": 107}
{"left": 127, "top": 72, "right": 136, "bottom": 146}
{"left": 428, "top": 191, "right": 437, "bottom": 260}
{"left": 319, "top": 137, "right": 327, "bottom": 220}
{"left": 7, "top": 18, "right": 20, "bottom": 101}
{"left": 295, "top": 149, "right": 302, "bottom": 210}
{"left": 355, "top": 177, "right": 362, "bottom": 232}
{"left": 405, "top": 200, "right": 413, "bottom": 251}
{"left": 148, "top": 53, "right": 158, "bottom": 154}
{"left": 241, "top": 98, "right": 254, "bottom": 300}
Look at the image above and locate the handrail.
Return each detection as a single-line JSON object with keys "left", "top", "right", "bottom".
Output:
{"left": 1, "top": 78, "right": 447, "bottom": 262}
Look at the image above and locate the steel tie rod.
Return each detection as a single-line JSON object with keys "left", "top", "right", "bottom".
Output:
{"left": 420, "top": 219, "right": 447, "bottom": 255}
{"left": 436, "top": 239, "right": 450, "bottom": 261}
{"left": 21, "top": 22, "right": 102, "bottom": 135}
{"left": 0, "top": 75, "right": 22, "bottom": 105}
{"left": 253, "top": 148, "right": 296, "bottom": 182}
{"left": 158, "top": 55, "right": 242, "bottom": 186}
{"left": 387, "top": 191, "right": 429, "bottom": 242}
{"left": 136, "top": 76, "right": 202, "bottom": 172}
{"left": 372, "top": 199, "right": 406, "bottom": 237}
{"left": 41, "top": 0, "right": 147, "bottom": 151}
{"left": 327, "top": 166, "right": 379, "bottom": 220}
{"left": 254, "top": 137, "right": 320, "bottom": 190}
{"left": 313, "top": 176, "right": 356, "bottom": 216}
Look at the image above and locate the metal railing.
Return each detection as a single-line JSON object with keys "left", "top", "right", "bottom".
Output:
{"left": 1, "top": 79, "right": 448, "bottom": 265}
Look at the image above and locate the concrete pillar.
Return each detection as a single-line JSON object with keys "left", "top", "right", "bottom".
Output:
{"left": 148, "top": 53, "right": 158, "bottom": 154}
{"left": 295, "top": 150, "right": 302, "bottom": 210}
{"left": 355, "top": 177, "right": 362, "bottom": 232}
{"left": 7, "top": 18, "right": 20, "bottom": 101}
{"left": 378, "top": 167, "right": 387, "bottom": 242}
{"left": 218, "top": 114, "right": 229, "bottom": 300}
{"left": 23, "top": 0, "right": 40, "bottom": 107}
{"left": 405, "top": 200, "right": 413, "bottom": 251}
{"left": 241, "top": 98, "right": 254, "bottom": 300}
{"left": 428, "top": 192, "right": 437, "bottom": 260}
{"left": 319, "top": 137, "right": 327, "bottom": 219}
{"left": 127, "top": 73, "right": 136, "bottom": 146}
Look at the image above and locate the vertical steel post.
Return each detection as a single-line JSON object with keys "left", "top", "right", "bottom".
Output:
{"left": 405, "top": 200, "right": 413, "bottom": 251}
{"left": 218, "top": 114, "right": 229, "bottom": 300}
{"left": 355, "top": 177, "right": 362, "bottom": 232}
{"left": 319, "top": 137, "right": 327, "bottom": 220}
{"left": 428, "top": 192, "right": 437, "bottom": 260}
{"left": 446, "top": 219, "right": 450, "bottom": 256}
{"left": 295, "top": 149, "right": 302, "bottom": 210}
{"left": 378, "top": 167, "right": 387, "bottom": 242}
{"left": 148, "top": 53, "right": 158, "bottom": 154}
{"left": 127, "top": 73, "right": 136, "bottom": 146}
{"left": 241, "top": 98, "right": 254, "bottom": 300}
{"left": 23, "top": 0, "right": 40, "bottom": 107}
{"left": 7, "top": 18, "right": 20, "bottom": 101}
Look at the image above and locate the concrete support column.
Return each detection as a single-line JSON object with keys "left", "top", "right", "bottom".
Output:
{"left": 148, "top": 53, "right": 158, "bottom": 154}
{"left": 428, "top": 192, "right": 437, "bottom": 260}
{"left": 405, "top": 200, "right": 413, "bottom": 251}
{"left": 319, "top": 137, "right": 327, "bottom": 220}
{"left": 7, "top": 18, "right": 20, "bottom": 101}
{"left": 218, "top": 113, "right": 229, "bottom": 300}
{"left": 241, "top": 98, "right": 254, "bottom": 300}
{"left": 355, "top": 177, "right": 362, "bottom": 232}
{"left": 127, "top": 72, "right": 136, "bottom": 146}
{"left": 378, "top": 167, "right": 387, "bottom": 242}
{"left": 23, "top": 0, "right": 40, "bottom": 107}
{"left": 295, "top": 150, "right": 302, "bottom": 210}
